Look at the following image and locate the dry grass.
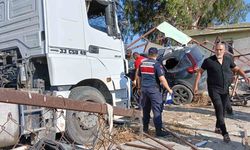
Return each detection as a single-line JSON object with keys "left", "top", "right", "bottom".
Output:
{"left": 192, "top": 92, "right": 211, "bottom": 106}
{"left": 113, "top": 126, "right": 141, "bottom": 143}
{"left": 95, "top": 124, "right": 142, "bottom": 149}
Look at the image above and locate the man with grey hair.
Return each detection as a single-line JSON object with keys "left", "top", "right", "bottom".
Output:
{"left": 193, "top": 42, "right": 250, "bottom": 143}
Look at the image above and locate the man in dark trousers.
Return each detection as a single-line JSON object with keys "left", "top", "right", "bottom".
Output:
{"left": 193, "top": 42, "right": 250, "bottom": 143}
{"left": 138, "top": 47, "right": 173, "bottom": 137}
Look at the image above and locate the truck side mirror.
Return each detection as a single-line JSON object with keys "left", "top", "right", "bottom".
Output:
{"left": 105, "top": 3, "right": 116, "bottom": 36}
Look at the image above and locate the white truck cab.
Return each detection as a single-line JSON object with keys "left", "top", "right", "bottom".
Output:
{"left": 0, "top": 0, "right": 130, "bottom": 147}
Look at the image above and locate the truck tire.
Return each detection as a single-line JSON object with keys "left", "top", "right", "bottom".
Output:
{"left": 172, "top": 84, "right": 193, "bottom": 105}
{"left": 65, "top": 86, "right": 106, "bottom": 145}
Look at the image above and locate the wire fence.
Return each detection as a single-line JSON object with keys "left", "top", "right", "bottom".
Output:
{"left": 0, "top": 104, "right": 141, "bottom": 150}
{"left": 0, "top": 89, "right": 141, "bottom": 150}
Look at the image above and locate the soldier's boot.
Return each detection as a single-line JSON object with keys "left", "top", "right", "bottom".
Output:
{"left": 143, "top": 125, "right": 149, "bottom": 133}
{"left": 155, "top": 128, "right": 169, "bottom": 137}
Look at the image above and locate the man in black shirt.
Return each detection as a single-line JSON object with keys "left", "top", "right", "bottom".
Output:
{"left": 193, "top": 42, "right": 250, "bottom": 143}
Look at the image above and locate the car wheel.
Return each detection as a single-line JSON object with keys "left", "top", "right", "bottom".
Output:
{"left": 172, "top": 84, "right": 193, "bottom": 105}
{"left": 65, "top": 86, "right": 106, "bottom": 145}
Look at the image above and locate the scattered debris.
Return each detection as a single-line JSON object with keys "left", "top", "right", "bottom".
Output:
{"left": 195, "top": 140, "right": 208, "bottom": 147}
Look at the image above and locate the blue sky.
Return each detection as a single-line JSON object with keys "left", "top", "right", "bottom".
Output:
{"left": 246, "top": 0, "right": 250, "bottom": 22}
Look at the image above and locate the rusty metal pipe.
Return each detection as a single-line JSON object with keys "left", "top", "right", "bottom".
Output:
{"left": 125, "top": 143, "right": 158, "bottom": 150}
{"left": 143, "top": 133, "right": 175, "bottom": 150}
{"left": 126, "top": 27, "right": 156, "bottom": 49}
{"left": 163, "top": 127, "right": 198, "bottom": 150}
{"left": 0, "top": 88, "right": 141, "bottom": 118}
{"left": 136, "top": 138, "right": 167, "bottom": 150}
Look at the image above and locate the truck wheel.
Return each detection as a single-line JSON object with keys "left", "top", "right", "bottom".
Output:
{"left": 65, "top": 86, "right": 106, "bottom": 145}
{"left": 172, "top": 84, "right": 193, "bottom": 105}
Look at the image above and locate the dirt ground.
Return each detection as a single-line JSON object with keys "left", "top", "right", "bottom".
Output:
{"left": 114, "top": 97, "right": 250, "bottom": 150}
{"left": 162, "top": 103, "right": 250, "bottom": 150}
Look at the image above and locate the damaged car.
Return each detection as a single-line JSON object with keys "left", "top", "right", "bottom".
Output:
{"left": 159, "top": 44, "right": 207, "bottom": 104}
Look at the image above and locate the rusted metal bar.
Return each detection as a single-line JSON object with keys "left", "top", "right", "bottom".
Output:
{"left": 136, "top": 138, "right": 168, "bottom": 150}
{"left": 191, "top": 39, "right": 214, "bottom": 53}
{"left": 126, "top": 27, "right": 156, "bottom": 49}
{"left": 234, "top": 52, "right": 250, "bottom": 58}
{"left": 230, "top": 47, "right": 250, "bottom": 62}
{"left": 163, "top": 127, "right": 198, "bottom": 150}
{"left": 0, "top": 88, "right": 141, "bottom": 118}
{"left": 124, "top": 143, "right": 158, "bottom": 150}
{"left": 143, "top": 133, "right": 175, "bottom": 150}
{"left": 129, "top": 43, "right": 147, "bottom": 51}
{"left": 231, "top": 75, "right": 240, "bottom": 97}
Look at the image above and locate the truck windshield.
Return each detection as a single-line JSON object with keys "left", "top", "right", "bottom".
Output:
{"left": 87, "top": 1, "right": 108, "bottom": 33}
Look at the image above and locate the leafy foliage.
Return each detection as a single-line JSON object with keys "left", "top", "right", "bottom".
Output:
{"left": 123, "top": 0, "right": 250, "bottom": 35}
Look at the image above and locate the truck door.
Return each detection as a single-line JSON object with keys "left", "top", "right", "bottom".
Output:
{"left": 83, "top": 1, "right": 127, "bottom": 88}
{"left": 43, "top": 0, "right": 91, "bottom": 86}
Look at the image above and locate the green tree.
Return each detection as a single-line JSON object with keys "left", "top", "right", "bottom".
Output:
{"left": 124, "top": 0, "right": 250, "bottom": 35}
